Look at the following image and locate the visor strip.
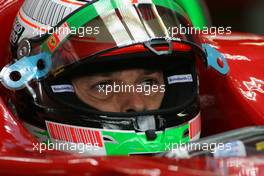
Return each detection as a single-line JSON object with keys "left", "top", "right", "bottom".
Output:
{"left": 94, "top": 0, "right": 132, "bottom": 46}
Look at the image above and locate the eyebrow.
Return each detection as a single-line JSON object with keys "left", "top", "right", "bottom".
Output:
{"left": 94, "top": 70, "right": 161, "bottom": 77}
{"left": 143, "top": 70, "right": 161, "bottom": 75}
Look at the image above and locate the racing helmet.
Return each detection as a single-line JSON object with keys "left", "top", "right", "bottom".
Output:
{"left": 1, "top": 0, "right": 208, "bottom": 156}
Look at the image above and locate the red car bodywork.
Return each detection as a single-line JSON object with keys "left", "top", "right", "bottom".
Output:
{"left": 0, "top": 0, "right": 264, "bottom": 175}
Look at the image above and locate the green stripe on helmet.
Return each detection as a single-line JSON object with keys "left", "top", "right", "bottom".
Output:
{"left": 41, "top": 0, "right": 190, "bottom": 53}
{"left": 103, "top": 123, "right": 190, "bottom": 155}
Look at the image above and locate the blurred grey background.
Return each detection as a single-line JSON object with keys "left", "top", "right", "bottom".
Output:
{"left": 204, "top": 0, "right": 264, "bottom": 35}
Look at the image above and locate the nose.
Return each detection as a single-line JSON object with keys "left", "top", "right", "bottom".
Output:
{"left": 119, "top": 93, "right": 146, "bottom": 112}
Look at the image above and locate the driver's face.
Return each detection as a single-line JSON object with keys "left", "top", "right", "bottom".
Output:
{"left": 72, "top": 69, "right": 165, "bottom": 112}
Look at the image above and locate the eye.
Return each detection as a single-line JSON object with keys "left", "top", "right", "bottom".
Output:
{"left": 92, "top": 80, "right": 113, "bottom": 91}
{"left": 140, "top": 79, "right": 159, "bottom": 86}
{"left": 87, "top": 80, "right": 115, "bottom": 100}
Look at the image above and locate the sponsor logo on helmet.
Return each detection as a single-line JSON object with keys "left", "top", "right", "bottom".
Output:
{"left": 51, "top": 84, "right": 75, "bottom": 93}
{"left": 47, "top": 22, "right": 71, "bottom": 52}
{"left": 10, "top": 17, "right": 25, "bottom": 45}
{"left": 48, "top": 35, "right": 59, "bottom": 52}
{"left": 46, "top": 121, "right": 104, "bottom": 147}
{"left": 168, "top": 74, "right": 193, "bottom": 84}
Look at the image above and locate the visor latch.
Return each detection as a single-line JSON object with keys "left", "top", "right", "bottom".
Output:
{"left": 145, "top": 129, "right": 157, "bottom": 141}
{"left": 144, "top": 38, "right": 173, "bottom": 55}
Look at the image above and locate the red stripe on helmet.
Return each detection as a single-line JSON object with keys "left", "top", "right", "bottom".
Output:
{"left": 100, "top": 43, "right": 192, "bottom": 57}
{"left": 62, "top": 126, "right": 69, "bottom": 142}
{"left": 70, "top": 127, "right": 78, "bottom": 143}
{"left": 94, "top": 131, "right": 103, "bottom": 147}
{"left": 78, "top": 128, "right": 86, "bottom": 144}
{"left": 47, "top": 123, "right": 56, "bottom": 139}
{"left": 88, "top": 130, "right": 94, "bottom": 145}
{"left": 189, "top": 114, "right": 201, "bottom": 139}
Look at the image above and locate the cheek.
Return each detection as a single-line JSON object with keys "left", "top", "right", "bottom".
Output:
{"left": 91, "top": 98, "right": 121, "bottom": 112}
{"left": 143, "top": 92, "right": 164, "bottom": 110}
{"left": 80, "top": 94, "right": 121, "bottom": 112}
